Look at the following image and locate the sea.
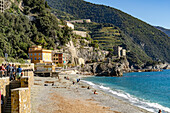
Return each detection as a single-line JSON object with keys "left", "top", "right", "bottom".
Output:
{"left": 82, "top": 69, "right": 170, "bottom": 113}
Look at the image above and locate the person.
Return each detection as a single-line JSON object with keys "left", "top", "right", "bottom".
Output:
{"left": 16, "top": 66, "right": 22, "bottom": 80}
{"left": 9, "top": 64, "right": 14, "bottom": 80}
{"left": 0, "top": 64, "right": 7, "bottom": 76}
{"left": 158, "top": 110, "right": 162, "bottom": 113}
{"left": 12, "top": 64, "right": 16, "bottom": 80}
{"left": 6, "top": 63, "right": 9, "bottom": 76}
{"left": 77, "top": 78, "right": 80, "bottom": 83}
{"left": 94, "top": 90, "right": 98, "bottom": 94}
{"left": 73, "top": 81, "right": 75, "bottom": 85}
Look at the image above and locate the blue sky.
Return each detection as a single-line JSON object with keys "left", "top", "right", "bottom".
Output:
{"left": 85, "top": 0, "right": 170, "bottom": 29}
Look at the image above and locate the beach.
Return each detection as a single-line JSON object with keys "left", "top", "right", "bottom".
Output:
{"left": 31, "top": 74, "right": 151, "bottom": 113}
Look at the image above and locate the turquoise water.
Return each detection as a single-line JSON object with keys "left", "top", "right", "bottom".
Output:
{"left": 82, "top": 70, "right": 170, "bottom": 113}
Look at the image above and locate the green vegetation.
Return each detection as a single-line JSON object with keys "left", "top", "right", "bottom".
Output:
{"left": 73, "top": 22, "right": 152, "bottom": 65}
{"left": 51, "top": 8, "right": 76, "bottom": 21}
{"left": 74, "top": 22, "right": 122, "bottom": 50}
{"left": 46, "top": 0, "right": 170, "bottom": 63}
{"left": 0, "top": 0, "right": 75, "bottom": 59}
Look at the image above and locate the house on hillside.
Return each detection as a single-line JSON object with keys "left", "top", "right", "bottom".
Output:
{"left": 113, "top": 46, "right": 126, "bottom": 58}
{"left": 66, "top": 21, "right": 74, "bottom": 29}
{"left": 0, "top": 0, "right": 4, "bottom": 13}
{"left": 28, "top": 45, "right": 52, "bottom": 64}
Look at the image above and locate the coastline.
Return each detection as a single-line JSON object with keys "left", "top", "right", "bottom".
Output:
{"left": 31, "top": 73, "right": 152, "bottom": 113}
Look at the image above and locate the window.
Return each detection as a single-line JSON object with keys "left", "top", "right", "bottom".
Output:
{"left": 31, "top": 53, "right": 32, "bottom": 56}
{"left": 34, "top": 53, "right": 36, "bottom": 56}
{"left": 35, "top": 57, "right": 37, "bottom": 60}
{"left": 30, "top": 49, "right": 32, "bottom": 51}
{"left": 39, "top": 53, "right": 41, "bottom": 56}
{"left": 31, "top": 58, "right": 32, "bottom": 60}
{"left": 39, "top": 57, "right": 41, "bottom": 60}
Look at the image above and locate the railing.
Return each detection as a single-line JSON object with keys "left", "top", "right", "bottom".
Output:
{"left": 22, "top": 69, "right": 34, "bottom": 76}
{"left": 0, "top": 69, "right": 33, "bottom": 78}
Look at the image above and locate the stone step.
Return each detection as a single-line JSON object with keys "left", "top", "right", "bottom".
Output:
{"left": 5, "top": 105, "right": 11, "bottom": 108}
{"left": 3, "top": 108, "right": 11, "bottom": 113}
{"left": 5, "top": 104, "right": 11, "bottom": 107}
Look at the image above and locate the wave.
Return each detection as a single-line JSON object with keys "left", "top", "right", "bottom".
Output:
{"left": 82, "top": 80, "right": 170, "bottom": 113}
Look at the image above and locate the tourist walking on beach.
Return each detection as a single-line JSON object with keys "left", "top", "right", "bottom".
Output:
{"left": 16, "top": 66, "right": 22, "bottom": 80}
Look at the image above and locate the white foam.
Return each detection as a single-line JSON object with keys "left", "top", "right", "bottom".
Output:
{"left": 82, "top": 80, "right": 170, "bottom": 113}
{"left": 99, "top": 85, "right": 110, "bottom": 90}
{"left": 81, "top": 80, "right": 96, "bottom": 86}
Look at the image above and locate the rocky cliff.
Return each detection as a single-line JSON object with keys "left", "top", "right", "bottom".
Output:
{"left": 79, "top": 57, "right": 130, "bottom": 76}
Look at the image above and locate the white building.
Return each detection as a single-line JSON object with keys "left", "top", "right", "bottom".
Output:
{"left": 113, "top": 46, "right": 126, "bottom": 58}
{"left": 0, "top": 0, "right": 4, "bottom": 13}
{"left": 66, "top": 21, "right": 74, "bottom": 29}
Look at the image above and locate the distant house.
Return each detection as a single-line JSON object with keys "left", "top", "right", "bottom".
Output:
{"left": 66, "top": 21, "right": 74, "bottom": 29}
{"left": 0, "top": 0, "right": 4, "bottom": 13}
{"left": 52, "top": 52, "right": 67, "bottom": 64}
{"left": 113, "top": 46, "right": 126, "bottom": 58}
{"left": 69, "top": 19, "right": 91, "bottom": 23}
{"left": 73, "top": 31, "right": 87, "bottom": 37}
{"left": 28, "top": 45, "right": 52, "bottom": 64}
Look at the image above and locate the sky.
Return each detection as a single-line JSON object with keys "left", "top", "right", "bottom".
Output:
{"left": 85, "top": 0, "right": 170, "bottom": 29}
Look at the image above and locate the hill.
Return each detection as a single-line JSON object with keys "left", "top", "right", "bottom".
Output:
{"left": 46, "top": 0, "right": 170, "bottom": 63}
{"left": 155, "top": 26, "right": 170, "bottom": 37}
{"left": 0, "top": 0, "right": 102, "bottom": 64}
{"left": 0, "top": 0, "right": 75, "bottom": 59}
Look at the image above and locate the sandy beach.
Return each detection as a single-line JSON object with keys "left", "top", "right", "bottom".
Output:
{"left": 31, "top": 74, "right": 152, "bottom": 113}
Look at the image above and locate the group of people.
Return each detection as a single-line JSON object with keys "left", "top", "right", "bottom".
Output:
{"left": 0, "top": 63, "right": 22, "bottom": 80}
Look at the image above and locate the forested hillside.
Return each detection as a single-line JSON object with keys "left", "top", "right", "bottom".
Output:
{"left": 46, "top": 0, "right": 170, "bottom": 63}
{"left": 0, "top": 0, "right": 74, "bottom": 59}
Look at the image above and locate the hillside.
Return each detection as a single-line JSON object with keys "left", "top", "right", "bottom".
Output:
{"left": 0, "top": 0, "right": 76, "bottom": 59}
{"left": 155, "top": 26, "right": 170, "bottom": 37}
{"left": 0, "top": 0, "right": 103, "bottom": 64}
{"left": 46, "top": 0, "right": 170, "bottom": 63}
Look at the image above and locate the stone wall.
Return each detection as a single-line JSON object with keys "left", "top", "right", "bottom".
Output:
{"left": 11, "top": 76, "right": 31, "bottom": 113}
{"left": 73, "top": 31, "right": 87, "bottom": 37}
{"left": 11, "top": 88, "right": 31, "bottom": 113}
{"left": 0, "top": 77, "right": 10, "bottom": 110}
{"left": 22, "top": 70, "right": 34, "bottom": 86}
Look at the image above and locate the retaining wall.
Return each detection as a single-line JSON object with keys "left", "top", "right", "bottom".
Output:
{"left": 0, "top": 77, "right": 10, "bottom": 111}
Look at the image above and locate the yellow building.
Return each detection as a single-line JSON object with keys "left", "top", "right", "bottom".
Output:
{"left": 28, "top": 45, "right": 52, "bottom": 64}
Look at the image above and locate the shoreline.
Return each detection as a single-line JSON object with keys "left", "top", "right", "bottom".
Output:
{"left": 31, "top": 73, "right": 152, "bottom": 113}
{"left": 70, "top": 74, "right": 154, "bottom": 113}
{"left": 80, "top": 72, "right": 170, "bottom": 113}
